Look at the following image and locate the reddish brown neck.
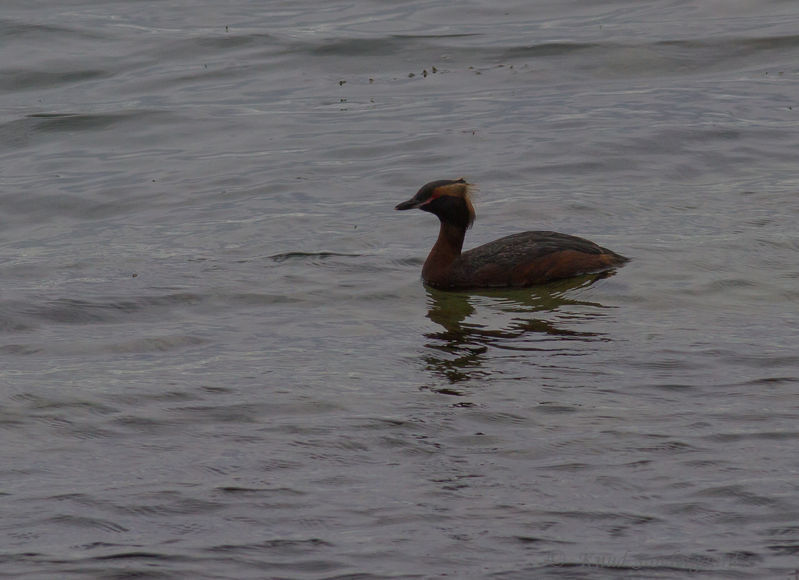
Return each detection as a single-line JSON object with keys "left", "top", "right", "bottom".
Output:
{"left": 421, "top": 221, "right": 466, "bottom": 286}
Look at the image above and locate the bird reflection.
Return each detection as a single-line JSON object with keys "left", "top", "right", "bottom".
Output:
{"left": 421, "top": 273, "right": 616, "bottom": 391}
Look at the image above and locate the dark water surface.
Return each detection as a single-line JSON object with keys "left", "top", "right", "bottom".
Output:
{"left": 2, "top": 1, "right": 799, "bottom": 578}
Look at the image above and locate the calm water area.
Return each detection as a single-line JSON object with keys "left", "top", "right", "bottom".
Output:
{"left": 2, "top": 1, "right": 799, "bottom": 578}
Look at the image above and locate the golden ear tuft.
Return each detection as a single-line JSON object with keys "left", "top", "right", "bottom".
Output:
{"left": 434, "top": 179, "right": 473, "bottom": 199}
{"left": 463, "top": 184, "right": 475, "bottom": 228}
{"left": 457, "top": 180, "right": 476, "bottom": 228}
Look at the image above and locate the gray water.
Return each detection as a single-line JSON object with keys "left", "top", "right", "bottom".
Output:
{"left": 2, "top": 1, "right": 799, "bottom": 578}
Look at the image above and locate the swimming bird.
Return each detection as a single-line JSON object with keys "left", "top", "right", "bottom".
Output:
{"left": 395, "top": 178, "right": 628, "bottom": 289}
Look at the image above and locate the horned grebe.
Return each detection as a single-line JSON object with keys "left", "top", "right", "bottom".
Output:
{"left": 395, "top": 178, "right": 628, "bottom": 289}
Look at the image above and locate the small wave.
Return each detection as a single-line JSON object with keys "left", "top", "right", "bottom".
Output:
{"left": 269, "top": 251, "right": 361, "bottom": 263}
{"left": 0, "top": 69, "right": 109, "bottom": 92}
{"left": 16, "top": 294, "right": 204, "bottom": 326}
{"left": 105, "top": 335, "right": 207, "bottom": 354}
{"left": 47, "top": 514, "right": 129, "bottom": 534}
{"left": 208, "top": 538, "right": 332, "bottom": 554}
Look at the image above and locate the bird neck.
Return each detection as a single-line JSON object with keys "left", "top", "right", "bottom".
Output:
{"left": 422, "top": 220, "right": 466, "bottom": 284}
